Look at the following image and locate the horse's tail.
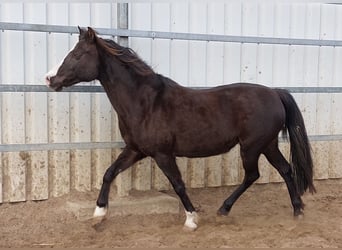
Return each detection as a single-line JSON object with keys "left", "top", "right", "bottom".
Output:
{"left": 276, "top": 89, "right": 316, "bottom": 195}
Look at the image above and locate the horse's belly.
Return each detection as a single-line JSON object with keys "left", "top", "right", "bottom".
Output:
{"left": 174, "top": 135, "right": 238, "bottom": 158}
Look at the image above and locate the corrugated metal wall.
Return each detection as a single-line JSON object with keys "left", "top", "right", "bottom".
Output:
{"left": 128, "top": 2, "right": 342, "bottom": 189}
{"left": 0, "top": 2, "right": 341, "bottom": 203}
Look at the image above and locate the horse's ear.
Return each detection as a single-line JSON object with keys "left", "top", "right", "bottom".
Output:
{"left": 86, "top": 27, "right": 96, "bottom": 42}
{"left": 78, "top": 26, "right": 88, "bottom": 41}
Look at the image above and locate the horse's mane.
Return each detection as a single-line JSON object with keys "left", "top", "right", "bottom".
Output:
{"left": 95, "top": 36, "right": 154, "bottom": 76}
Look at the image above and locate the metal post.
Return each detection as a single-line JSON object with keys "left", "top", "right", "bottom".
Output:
{"left": 117, "top": 3, "right": 128, "bottom": 47}
{"left": 116, "top": 3, "right": 130, "bottom": 197}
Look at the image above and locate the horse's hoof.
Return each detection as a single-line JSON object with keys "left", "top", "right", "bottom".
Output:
{"left": 217, "top": 207, "right": 229, "bottom": 216}
{"left": 183, "top": 224, "right": 197, "bottom": 232}
{"left": 91, "top": 216, "right": 108, "bottom": 232}
{"left": 294, "top": 211, "right": 304, "bottom": 220}
{"left": 91, "top": 206, "right": 107, "bottom": 229}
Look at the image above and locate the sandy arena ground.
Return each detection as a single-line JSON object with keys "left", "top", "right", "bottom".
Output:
{"left": 0, "top": 179, "right": 341, "bottom": 248}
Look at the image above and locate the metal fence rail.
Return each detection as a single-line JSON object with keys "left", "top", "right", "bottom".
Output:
{"left": 0, "top": 142, "right": 125, "bottom": 152}
{"left": 1, "top": 21, "right": 342, "bottom": 153}
{"left": 1, "top": 21, "right": 342, "bottom": 47}
{"left": 1, "top": 134, "right": 342, "bottom": 153}
{"left": 0, "top": 84, "right": 103, "bottom": 93}
{"left": 2, "top": 84, "right": 342, "bottom": 93}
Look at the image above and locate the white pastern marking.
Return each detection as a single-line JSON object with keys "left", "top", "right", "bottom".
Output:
{"left": 184, "top": 211, "right": 199, "bottom": 230}
{"left": 93, "top": 206, "right": 107, "bottom": 218}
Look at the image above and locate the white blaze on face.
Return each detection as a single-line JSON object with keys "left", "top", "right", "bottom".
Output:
{"left": 45, "top": 44, "right": 77, "bottom": 86}
{"left": 45, "top": 60, "right": 63, "bottom": 86}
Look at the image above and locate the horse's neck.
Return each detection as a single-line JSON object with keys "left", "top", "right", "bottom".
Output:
{"left": 99, "top": 63, "right": 159, "bottom": 121}
{"left": 100, "top": 80, "right": 136, "bottom": 116}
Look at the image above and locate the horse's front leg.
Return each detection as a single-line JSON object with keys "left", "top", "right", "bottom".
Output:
{"left": 153, "top": 153, "right": 198, "bottom": 231}
{"left": 94, "top": 147, "right": 144, "bottom": 218}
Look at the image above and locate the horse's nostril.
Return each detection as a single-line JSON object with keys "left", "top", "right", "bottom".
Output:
{"left": 45, "top": 76, "right": 51, "bottom": 85}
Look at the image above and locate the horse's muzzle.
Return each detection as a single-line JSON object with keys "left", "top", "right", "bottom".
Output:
{"left": 46, "top": 76, "right": 63, "bottom": 92}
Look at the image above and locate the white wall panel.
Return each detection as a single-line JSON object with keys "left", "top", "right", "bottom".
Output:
{"left": 1, "top": 4, "right": 4, "bottom": 203}
{"left": 169, "top": 3, "right": 189, "bottom": 86}
{"left": 302, "top": 5, "right": 322, "bottom": 182}
{"left": 188, "top": 3, "right": 207, "bottom": 88}
{"left": 329, "top": 6, "right": 342, "bottom": 178}
{"left": 240, "top": 2, "right": 258, "bottom": 83}
{"left": 206, "top": 3, "right": 224, "bottom": 86}
{"left": 46, "top": 3, "right": 71, "bottom": 197}
{"left": 317, "top": 6, "right": 341, "bottom": 178}
{"left": 223, "top": 2, "right": 242, "bottom": 84}
{"left": 1, "top": 3, "right": 26, "bottom": 202}
{"left": 257, "top": 4, "right": 274, "bottom": 86}
{"left": 302, "top": 4, "right": 320, "bottom": 136}
{"left": 129, "top": 3, "right": 152, "bottom": 59}
{"left": 315, "top": 4, "right": 335, "bottom": 180}
{"left": 24, "top": 3, "right": 49, "bottom": 200}
{"left": 151, "top": 3, "right": 170, "bottom": 78}
{"left": 273, "top": 4, "right": 291, "bottom": 87}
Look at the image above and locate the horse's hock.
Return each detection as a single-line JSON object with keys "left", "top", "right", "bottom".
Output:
{"left": 66, "top": 190, "right": 180, "bottom": 221}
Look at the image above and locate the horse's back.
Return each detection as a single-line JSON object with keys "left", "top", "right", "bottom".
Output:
{"left": 154, "top": 81, "right": 286, "bottom": 157}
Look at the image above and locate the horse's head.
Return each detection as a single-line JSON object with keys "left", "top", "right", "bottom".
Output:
{"left": 45, "top": 27, "right": 100, "bottom": 91}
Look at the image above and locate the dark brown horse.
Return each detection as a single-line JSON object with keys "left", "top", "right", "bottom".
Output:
{"left": 45, "top": 27, "right": 315, "bottom": 230}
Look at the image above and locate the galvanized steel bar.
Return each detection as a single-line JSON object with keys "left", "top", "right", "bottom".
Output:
{"left": 281, "top": 134, "right": 342, "bottom": 142}
{"left": 1, "top": 84, "right": 342, "bottom": 93}
{"left": 0, "top": 84, "right": 104, "bottom": 92}
{"left": 0, "top": 141, "right": 125, "bottom": 152}
{"left": 0, "top": 134, "right": 341, "bottom": 152}
{"left": 1, "top": 21, "right": 342, "bottom": 47}
{"left": 310, "top": 134, "right": 342, "bottom": 141}
{"left": 0, "top": 22, "right": 78, "bottom": 35}
{"left": 280, "top": 87, "right": 342, "bottom": 93}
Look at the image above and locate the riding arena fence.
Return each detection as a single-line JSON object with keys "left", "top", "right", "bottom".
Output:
{"left": 0, "top": 2, "right": 342, "bottom": 203}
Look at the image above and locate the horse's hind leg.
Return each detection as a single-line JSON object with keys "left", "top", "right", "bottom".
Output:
{"left": 153, "top": 153, "right": 198, "bottom": 230}
{"left": 263, "top": 139, "right": 304, "bottom": 216}
{"left": 94, "top": 147, "right": 144, "bottom": 218}
{"left": 218, "top": 148, "right": 260, "bottom": 216}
